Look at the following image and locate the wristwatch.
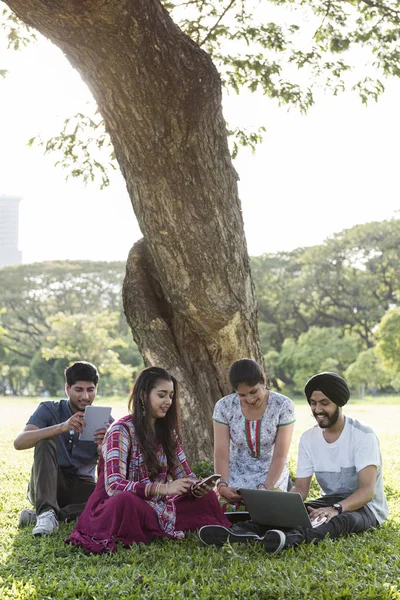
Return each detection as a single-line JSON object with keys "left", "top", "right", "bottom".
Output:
{"left": 332, "top": 503, "right": 343, "bottom": 514}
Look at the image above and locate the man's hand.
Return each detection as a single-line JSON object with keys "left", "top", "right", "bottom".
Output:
{"left": 93, "top": 423, "right": 111, "bottom": 449}
{"left": 307, "top": 505, "right": 339, "bottom": 523}
{"left": 62, "top": 412, "right": 86, "bottom": 435}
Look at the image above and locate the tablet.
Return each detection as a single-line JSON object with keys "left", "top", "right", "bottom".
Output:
{"left": 78, "top": 405, "right": 112, "bottom": 442}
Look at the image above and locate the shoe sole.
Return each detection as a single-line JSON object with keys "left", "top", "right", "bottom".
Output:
{"left": 199, "top": 526, "right": 261, "bottom": 547}
{"left": 32, "top": 526, "right": 59, "bottom": 536}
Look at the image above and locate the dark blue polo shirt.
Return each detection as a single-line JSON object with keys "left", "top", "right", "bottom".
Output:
{"left": 27, "top": 399, "right": 114, "bottom": 479}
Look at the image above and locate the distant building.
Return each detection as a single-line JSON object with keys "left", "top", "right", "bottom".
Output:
{"left": 0, "top": 195, "right": 22, "bottom": 268}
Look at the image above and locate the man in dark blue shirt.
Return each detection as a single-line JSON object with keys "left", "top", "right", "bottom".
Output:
{"left": 14, "top": 361, "right": 112, "bottom": 536}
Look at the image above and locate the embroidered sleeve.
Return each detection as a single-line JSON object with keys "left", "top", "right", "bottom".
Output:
{"left": 103, "top": 422, "right": 146, "bottom": 497}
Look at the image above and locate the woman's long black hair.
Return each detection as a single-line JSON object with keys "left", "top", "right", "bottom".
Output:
{"left": 129, "top": 366, "right": 181, "bottom": 478}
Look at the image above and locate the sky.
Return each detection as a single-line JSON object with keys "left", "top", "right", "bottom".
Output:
{"left": 0, "top": 20, "right": 399, "bottom": 264}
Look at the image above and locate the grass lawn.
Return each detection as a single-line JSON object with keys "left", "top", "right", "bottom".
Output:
{"left": 1, "top": 395, "right": 400, "bottom": 599}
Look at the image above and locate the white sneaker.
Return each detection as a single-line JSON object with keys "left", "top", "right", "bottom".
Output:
{"left": 32, "top": 509, "right": 59, "bottom": 536}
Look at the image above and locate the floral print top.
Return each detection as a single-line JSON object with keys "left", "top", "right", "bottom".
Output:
{"left": 213, "top": 391, "right": 295, "bottom": 491}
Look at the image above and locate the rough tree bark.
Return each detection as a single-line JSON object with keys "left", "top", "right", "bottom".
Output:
{"left": 4, "top": 0, "right": 263, "bottom": 459}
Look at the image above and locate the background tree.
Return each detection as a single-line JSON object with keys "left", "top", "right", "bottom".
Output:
{"left": 278, "top": 326, "right": 360, "bottom": 392}
{"left": 0, "top": 262, "right": 143, "bottom": 395}
{"left": 1, "top": 220, "right": 400, "bottom": 397}
{"left": 41, "top": 312, "right": 134, "bottom": 395}
{"left": 298, "top": 220, "right": 400, "bottom": 347}
{"left": 252, "top": 219, "right": 400, "bottom": 387}
{"left": 0, "top": 261, "right": 125, "bottom": 360}
{"left": 29, "top": 354, "right": 68, "bottom": 397}
{"left": 345, "top": 348, "right": 392, "bottom": 400}
{"left": 376, "top": 308, "right": 400, "bottom": 374}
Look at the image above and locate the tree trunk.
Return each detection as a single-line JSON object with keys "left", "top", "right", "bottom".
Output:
{"left": 4, "top": 0, "right": 262, "bottom": 459}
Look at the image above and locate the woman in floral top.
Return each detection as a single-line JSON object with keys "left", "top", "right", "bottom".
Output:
{"left": 66, "top": 367, "right": 230, "bottom": 553}
{"left": 213, "top": 359, "right": 295, "bottom": 507}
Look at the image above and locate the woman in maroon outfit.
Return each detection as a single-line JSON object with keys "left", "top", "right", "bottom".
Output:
{"left": 65, "top": 367, "right": 230, "bottom": 553}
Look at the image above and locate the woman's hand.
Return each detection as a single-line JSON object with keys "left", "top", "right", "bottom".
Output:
{"left": 191, "top": 482, "right": 213, "bottom": 498}
{"left": 219, "top": 485, "right": 242, "bottom": 503}
{"left": 257, "top": 483, "right": 282, "bottom": 492}
{"left": 165, "top": 478, "right": 193, "bottom": 496}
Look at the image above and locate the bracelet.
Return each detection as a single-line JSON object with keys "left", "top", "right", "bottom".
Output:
{"left": 146, "top": 481, "right": 169, "bottom": 498}
{"left": 149, "top": 482, "right": 161, "bottom": 498}
{"left": 257, "top": 482, "right": 272, "bottom": 491}
{"left": 217, "top": 482, "right": 228, "bottom": 492}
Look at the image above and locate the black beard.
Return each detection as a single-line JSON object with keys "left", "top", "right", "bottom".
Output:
{"left": 314, "top": 405, "right": 340, "bottom": 429}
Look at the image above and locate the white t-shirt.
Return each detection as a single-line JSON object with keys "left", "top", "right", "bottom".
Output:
{"left": 296, "top": 416, "right": 389, "bottom": 524}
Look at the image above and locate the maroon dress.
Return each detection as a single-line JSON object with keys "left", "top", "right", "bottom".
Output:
{"left": 65, "top": 415, "right": 230, "bottom": 553}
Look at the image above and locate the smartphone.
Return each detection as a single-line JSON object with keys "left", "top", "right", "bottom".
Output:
{"left": 192, "top": 473, "right": 221, "bottom": 491}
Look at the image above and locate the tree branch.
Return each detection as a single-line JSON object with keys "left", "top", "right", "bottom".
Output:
{"left": 199, "top": 0, "right": 237, "bottom": 46}
{"left": 359, "top": 0, "right": 400, "bottom": 20}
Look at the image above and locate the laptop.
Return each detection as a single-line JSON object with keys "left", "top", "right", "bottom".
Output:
{"left": 238, "top": 488, "right": 314, "bottom": 529}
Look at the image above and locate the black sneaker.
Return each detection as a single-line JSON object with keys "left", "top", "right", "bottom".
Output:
{"left": 262, "top": 529, "right": 286, "bottom": 554}
{"left": 198, "top": 525, "right": 262, "bottom": 547}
